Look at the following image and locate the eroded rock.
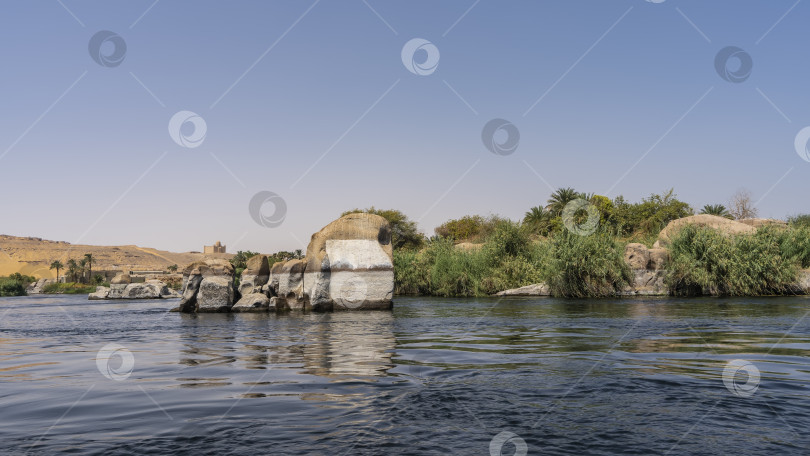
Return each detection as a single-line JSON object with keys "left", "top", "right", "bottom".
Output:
{"left": 303, "top": 213, "right": 394, "bottom": 311}
{"left": 232, "top": 293, "right": 271, "bottom": 312}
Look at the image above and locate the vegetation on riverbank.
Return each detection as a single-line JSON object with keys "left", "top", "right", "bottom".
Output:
{"left": 42, "top": 283, "right": 98, "bottom": 294}
{"left": 360, "top": 187, "right": 810, "bottom": 298}
{"left": 393, "top": 223, "right": 632, "bottom": 298}
{"left": 0, "top": 273, "right": 36, "bottom": 297}
{"left": 667, "top": 226, "right": 810, "bottom": 296}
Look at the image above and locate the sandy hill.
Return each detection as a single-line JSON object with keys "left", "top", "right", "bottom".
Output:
{"left": 0, "top": 235, "right": 233, "bottom": 279}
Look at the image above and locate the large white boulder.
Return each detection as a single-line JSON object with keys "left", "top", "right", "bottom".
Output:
{"left": 303, "top": 213, "right": 394, "bottom": 311}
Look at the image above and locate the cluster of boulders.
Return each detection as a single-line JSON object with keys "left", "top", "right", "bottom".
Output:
{"left": 26, "top": 278, "right": 56, "bottom": 295}
{"left": 174, "top": 213, "right": 395, "bottom": 313}
{"left": 88, "top": 273, "right": 179, "bottom": 300}
{"left": 621, "top": 243, "right": 669, "bottom": 296}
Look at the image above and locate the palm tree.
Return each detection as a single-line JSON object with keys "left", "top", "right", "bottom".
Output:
{"left": 79, "top": 258, "right": 88, "bottom": 284}
{"left": 66, "top": 259, "right": 78, "bottom": 283}
{"left": 84, "top": 254, "right": 93, "bottom": 283}
{"left": 700, "top": 204, "right": 732, "bottom": 219}
{"left": 49, "top": 260, "right": 63, "bottom": 282}
{"left": 294, "top": 249, "right": 303, "bottom": 259}
{"left": 546, "top": 187, "right": 581, "bottom": 216}
{"left": 524, "top": 206, "right": 553, "bottom": 236}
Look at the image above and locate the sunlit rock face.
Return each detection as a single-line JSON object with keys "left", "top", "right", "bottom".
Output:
{"left": 275, "top": 259, "right": 307, "bottom": 310}
{"left": 239, "top": 255, "right": 270, "bottom": 296}
{"left": 178, "top": 259, "right": 236, "bottom": 313}
{"left": 303, "top": 213, "right": 394, "bottom": 311}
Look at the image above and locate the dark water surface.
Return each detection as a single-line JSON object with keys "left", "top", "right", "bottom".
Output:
{"left": 1, "top": 295, "right": 809, "bottom": 455}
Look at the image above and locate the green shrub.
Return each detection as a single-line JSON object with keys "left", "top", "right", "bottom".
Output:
{"left": 0, "top": 277, "right": 26, "bottom": 297}
{"left": 393, "top": 249, "right": 429, "bottom": 295}
{"left": 482, "top": 254, "right": 544, "bottom": 295}
{"left": 483, "top": 220, "right": 534, "bottom": 261}
{"left": 788, "top": 214, "right": 810, "bottom": 229}
{"left": 542, "top": 231, "right": 632, "bottom": 298}
{"left": 425, "top": 238, "right": 491, "bottom": 297}
{"left": 434, "top": 215, "right": 504, "bottom": 242}
{"left": 778, "top": 227, "right": 810, "bottom": 268}
{"left": 666, "top": 225, "right": 800, "bottom": 296}
{"left": 42, "top": 283, "right": 97, "bottom": 294}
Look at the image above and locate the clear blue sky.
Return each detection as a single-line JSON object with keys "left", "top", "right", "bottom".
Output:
{"left": 1, "top": 0, "right": 808, "bottom": 253}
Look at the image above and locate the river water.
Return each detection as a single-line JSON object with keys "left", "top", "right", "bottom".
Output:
{"left": 0, "top": 295, "right": 809, "bottom": 455}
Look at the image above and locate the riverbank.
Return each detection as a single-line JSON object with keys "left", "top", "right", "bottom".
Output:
{"left": 394, "top": 216, "right": 810, "bottom": 298}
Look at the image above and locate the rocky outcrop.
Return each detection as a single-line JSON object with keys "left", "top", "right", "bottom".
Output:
{"left": 197, "top": 276, "right": 234, "bottom": 312}
{"left": 495, "top": 283, "right": 550, "bottom": 296}
{"left": 624, "top": 243, "right": 651, "bottom": 270}
{"left": 654, "top": 215, "right": 755, "bottom": 248}
{"left": 232, "top": 293, "right": 272, "bottom": 312}
{"left": 794, "top": 270, "right": 810, "bottom": 294}
{"left": 177, "top": 259, "right": 236, "bottom": 312}
{"left": 108, "top": 273, "right": 132, "bottom": 299}
{"left": 303, "top": 213, "right": 394, "bottom": 311}
{"left": 175, "top": 214, "right": 396, "bottom": 313}
{"left": 648, "top": 248, "right": 669, "bottom": 271}
{"left": 25, "top": 278, "right": 55, "bottom": 295}
{"left": 621, "top": 243, "right": 669, "bottom": 296}
{"left": 624, "top": 270, "right": 667, "bottom": 296}
{"left": 268, "top": 261, "right": 284, "bottom": 296}
{"left": 239, "top": 255, "right": 270, "bottom": 296}
{"left": 276, "top": 259, "right": 307, "bottom": 310}
{"left": 121, "top": 281, "right": 167, "bottom": 299}
{"left": 88, "top": 286, "right": 110, "bottom": 300}
{"left": 88, "top": 280, "right": 176, "bottom": 300}
{"left": 738, "top": 218, "right": 789, "bottom": 230}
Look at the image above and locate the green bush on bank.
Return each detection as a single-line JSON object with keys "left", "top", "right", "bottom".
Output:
{"left": 666, "top": 226, "right": 804, "bottom": 296}
{"left": 0, "top": 277, "right": 27, "bottom": 297}
{"left": 543, "top": 230, "right": 632, "bottom": 298}
{"left": 42, "top": 283, "right": 97, "bottom": 294}
{"left": 394, "top": 221, "right": 630, "bottom": 298}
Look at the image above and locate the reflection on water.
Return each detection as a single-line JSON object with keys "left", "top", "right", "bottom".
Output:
{"left": 175, "top": 311, "right": 395, "bottom": 380}
{"left": 0, "top": 295, "right": 809, "bottom": 455}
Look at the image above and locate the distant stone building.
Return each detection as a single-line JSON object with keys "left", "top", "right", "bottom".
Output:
{"left": 204, "top": 241, "right": 226, "bottom": 254}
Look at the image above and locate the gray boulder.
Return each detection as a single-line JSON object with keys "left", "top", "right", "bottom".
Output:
{"left": 238, "top": 255, "right": 270, "bottom": 296}
{"left": 624, "top": 243, "right": 651, "bottom": 270}
{"left": 122, "top": 282, "right": 163, "bottom": 299}
{"left": 495, "top": 283, "right": 550, "bottom": 296}
{"left": 622, "top": 270, "right": 668, "bottom": 296}
{"left": 196, "top": 276, "right": 234, "bottom": 312}
{"left": 88, "top": 286, "right": 110, "bottom": 300}
{"left": 278, "top": 259, "right": 307, "bottom": 310}
{"left": 108, "top": 283, "right": 128, "bottom": 299}
{"left": 27, "top": 278, "right": 54, "bottom": 295}
{"left": 232, "top": 293, "right": 271, "bottom": 312}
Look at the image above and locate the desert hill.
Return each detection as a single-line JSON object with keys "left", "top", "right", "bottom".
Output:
{"left": 0, "top": 235, "right": 233, "bottom": 279}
